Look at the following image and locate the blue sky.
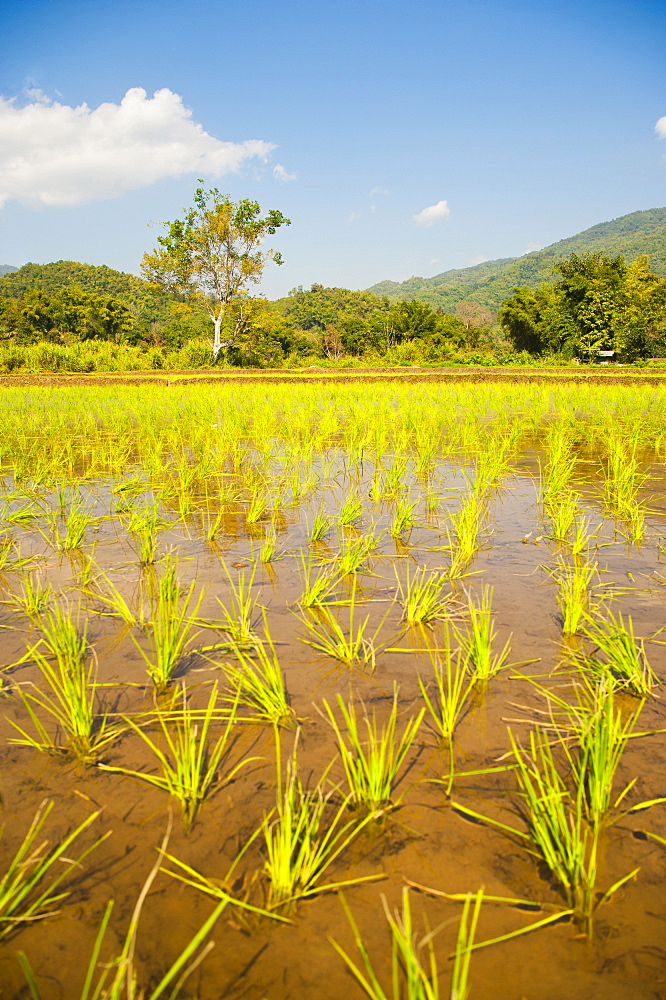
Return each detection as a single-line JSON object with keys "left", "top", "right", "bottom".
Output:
{"left": 1, "top": 0, "right": 665, "bottom": 298}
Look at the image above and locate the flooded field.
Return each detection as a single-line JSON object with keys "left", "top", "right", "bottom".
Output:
{"left": 1, "top": 381, "right": 666, "bottom": 1000}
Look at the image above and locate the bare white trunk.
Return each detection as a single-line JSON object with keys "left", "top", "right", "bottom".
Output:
{"left": 212, "top": 314, "right": 223, "bottom": 359}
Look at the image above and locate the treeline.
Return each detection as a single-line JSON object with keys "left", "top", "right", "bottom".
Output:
{"left": 499, "top": 253, "right": 666, "bottom": 361}
{"left": 0, "top": 263, "right": 492, "bottom": 368}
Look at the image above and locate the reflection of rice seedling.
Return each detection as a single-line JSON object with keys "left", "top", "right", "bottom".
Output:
{"left": 339, "top": 495, "right": 363, "bottom": 527}
{"left": 19, "top": 824, "right": 230, "bottom": 1000}
{"left": 9, "top": 606, "right": 122, "bottom": 763}
{"left": 395, "top": 566, "right": 451, "bottom": 626}
{"left": 391, "top": 499, "right": 417, "bottom": 538}
{"left": 419, "top": 635, "right": 476, "bottom": 794}
{"left": 1, "top": 802, "right": 105, "bottom": 941}
{"left": 99, "top": 684, "right": 254, "bottom": 831}
{"left": 381, "top": 457, "right": 409, "bottom": 497}
{"left": 0, "top": 538, "right": 32, "bottom": 573}
{"left": 310, "top": 511, "right": 331, "bottom": 543}
{"left": 223, "top": 623, "right": 294, "bottom": 726}
{"left": 455, "top": 586, "right": 512, "bottom": 681}
{"left": 128, "top": 505, "right": 165, "bottom": 566}
{"left": 138, "top": 561, "right": 204, "bottom": 693}
{"left": 580, "top": 611, "right": 656, "bottom": 697}
{"left": 261, "top": 739, "right": 379, "bottom": 908}
{"left": 331, "top": 886, "right": 482, "bottom": 1000}
{"left": 322, "top": 686, "right": 423, "bottom": 814}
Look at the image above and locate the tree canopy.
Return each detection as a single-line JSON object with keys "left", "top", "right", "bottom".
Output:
{"left": 498, "top": 252, "right": 666, "bottom": 361}
{"left": 141, "top": 185, "right": 291, "bottom": 358}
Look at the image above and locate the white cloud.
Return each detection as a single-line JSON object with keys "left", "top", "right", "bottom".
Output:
{"left": 525, "top": 241, "right": 542, "bottom": 253}
{"left": 413, "top": 199, "right": 450, "bottom": 227}
{"left": 0, "top": 87, "right": 275, "bottom": 208}
{"left": 369, "top": 185, "right": 390, "bottom": 197}
{"left": 273, "top": 163, "right": 296, "bottom": 183}
{"left": 655, "top": 116, "right": 666, "bottom": 139}
{"left": 428, "top": 257, "right": 441, "bottom": 266}
{"left": 348, "top": 211, "right": 361, "bottom": 223}
{"left": 468, "top": 254, "right": 489, "bottom": 266}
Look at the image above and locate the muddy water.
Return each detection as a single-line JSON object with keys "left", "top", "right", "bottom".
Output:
{"left": 1, "top": 446, "right": 666, "bottom": 1000}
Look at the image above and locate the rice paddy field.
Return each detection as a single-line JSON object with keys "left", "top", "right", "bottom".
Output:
{"left": 1, "top": 380, "right": 666, "bottom": 999}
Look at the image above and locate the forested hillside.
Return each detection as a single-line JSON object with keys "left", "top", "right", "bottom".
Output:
{"left": 367, "top": 207, "right": 666, "bottom": 314}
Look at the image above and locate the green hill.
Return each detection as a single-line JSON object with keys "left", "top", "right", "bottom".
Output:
{"left": 0, "top": 260, "right": 170, "bottom": 326}
{"left": 367, "top": 207, "right": 666, "bottom": 314}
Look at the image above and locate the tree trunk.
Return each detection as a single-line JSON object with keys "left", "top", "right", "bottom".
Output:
{"left": 212, "top": 315, "right": 223, "bottom": 359}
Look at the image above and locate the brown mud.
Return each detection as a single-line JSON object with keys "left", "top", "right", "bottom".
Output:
{"left": 2, "top": 365, "right": 666, "bottom": 388}
{"left": 1, "top": 448, "right": 666, "bottom": 999}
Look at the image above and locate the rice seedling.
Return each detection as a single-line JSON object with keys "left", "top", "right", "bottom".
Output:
{"left": 580, "top": 611, "right": 656, "bottom": 696}
{"left": 331, "top": 886, "right": 483, "bottom": 1000}
{"left": 419, "top": 636, "right": 476, "bottom": 794}
{"left": 455, "top": 726, "right": 638, "bottom": 937}
{"left": 446, "top": 492, "right": 485, "bottom": 579}
{"left": 137, "top": 561, "right": 205, "bottom": 693}
{"left": 0, "top": 802, "right": 106, "bottom": 941}
{"left": 0, "top": 537, "right": 33, "bottom": 574}
{"left": 552, "top": 560, "right": 598, "bottom": 635}
{"left": 128, "top": 505, "right": 166, "bottom": 566}
{"left": 337, "top": 531, "right": 381, "bottom": 575}
{"left": 246, "top": 486, "right": 268, "bottom": 524}
{"left": 395, "top": 566, "right": 451, "bottom": 627}
{"left": 310, "top": 510, "right": 332, "bottom": 543}
{"left": 1, "top": 572, "right": 54, "bottom": 621}
{"left": 261, "top": 738, "right": 379, "bottom": 908}
{"left": 322, "top": 686, "right": 424, "bottom": 815}
{"left": 9, "top": 606, "right": 123, "bottom": 763}
{"left": 454, "top": 586, "right": 512, "bottom": 681}
{"left": 99, "top": 684, "right": 255, "bottom": 831}
{"left": 540, "top": 424, "right": 578, "bottom": 508}
{"left": 18, "top": 824, "right": 230, "bottom": 1000}
{"left": 83, "top": 571, "right": 144, "bottom": 627}
{"left": 391, "top": 499, "right": 417, "bottom": 538}
{"left": 570, "top": 516, "right": 600, "bottom": 557}
{"left": 545, "top": 491, "right": 579, "bottom": 542}
{"left": 48, "top": 504, "right": 96, "bottom": 551}
{"left": 602, "top": 435, "right": 647, "bottom": 541}
{"left": 211, "top": 564, "right": 261, "bottom": 644}
{"left": 222, "top": 622, "right": 294, "bottom": 726}
{"left": 299, "top": 582, "right": 383, "bottom": 671}
{"left": 339, "top": 494, "right": 364, "bottom": 527}
{"left": 298, "top": 554, "right": 341, "bottom": 609}
{"left": 259, "top": 532, "right": 279, "bottom": 563}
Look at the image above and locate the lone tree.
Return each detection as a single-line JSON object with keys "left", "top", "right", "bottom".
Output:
{"left": 142, "top": 184, "right": 290, "bottom": 359}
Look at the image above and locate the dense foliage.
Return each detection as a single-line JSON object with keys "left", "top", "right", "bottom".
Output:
{"left": 498, "top": 253, "right": 666, "bottom": 361}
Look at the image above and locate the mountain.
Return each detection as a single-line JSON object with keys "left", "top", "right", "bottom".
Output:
{"left": 366, "top": 207, "right": 666, "bottom": 314}
{"left": 0, "top": 265, "right": 17, "bottom": 276}
{"left": 0, "top": 260, "right": 171, "bottom": 325}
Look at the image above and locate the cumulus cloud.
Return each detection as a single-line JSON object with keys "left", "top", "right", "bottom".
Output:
{"left": 413, "top": 199, "right": 450, "bottom": 227}
{"left": 273, "top": 163, "right": 296, "bottom": 183}
{"left": 0, "top": 87, "right": 275, "bottom": 208}
{"left": 468, "top": 255, "right": 489, "bottom": 265}
{"left": 656, "top": 116, "right": 666, "bottom": 139}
